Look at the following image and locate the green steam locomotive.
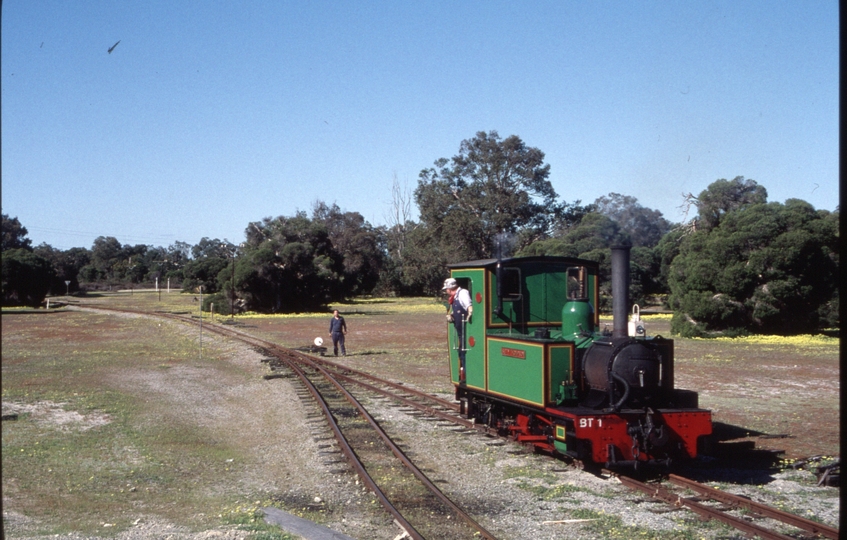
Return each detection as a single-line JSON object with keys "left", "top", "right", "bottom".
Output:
{"left": 446, "top": 246, "right": 712, "bottom": 468}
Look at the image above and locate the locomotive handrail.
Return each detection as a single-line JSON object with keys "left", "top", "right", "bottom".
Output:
{"left": 609, "top": 372, "right": 631, "bottom": 411}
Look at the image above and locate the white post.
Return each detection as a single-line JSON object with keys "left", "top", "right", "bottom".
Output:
{"left": 167, "top": 278, "right": 170, "bottom": 293}
{"left": 155, "top": 277, "right": 159, "bottom": 291}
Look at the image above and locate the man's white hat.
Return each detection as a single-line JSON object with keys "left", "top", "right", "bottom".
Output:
{"left": 442, "top": 278, "right": 457, "bottom": 290}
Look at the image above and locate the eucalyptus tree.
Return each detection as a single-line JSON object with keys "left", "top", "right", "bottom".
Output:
{"left": 415, "top": 130, "right": 565, "bottom": 263}
{"left": 686, "top": 176, "right": 768, "bottom": 231}
{"left": 312, "top": 201, "right": 383, "bottom": 296}
{"left": 181, "top": 238, "right": 229, "bottom": 293}
{"left": 83, "top": 236, "right": 123, "bottom": 282}
{"left": 1, "top": 214, "right": 32, "bottom": 251}
{"left": 78, "top": 237, "right": 147, "bottom": 284}
{"left": 238, "top": 213, "right": 343, "bottom": 312}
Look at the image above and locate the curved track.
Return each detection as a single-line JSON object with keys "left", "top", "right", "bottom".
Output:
{"left": 78, "top": 305, "right": 498, "bottom": 539}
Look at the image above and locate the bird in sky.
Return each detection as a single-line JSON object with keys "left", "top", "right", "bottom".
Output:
{"left": 108, "top": 40, "right": 121, "bottom": 54}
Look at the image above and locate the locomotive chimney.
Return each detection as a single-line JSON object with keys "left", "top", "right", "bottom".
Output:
{"left": 611, "top": 245, "right": 631, "bottom": 338}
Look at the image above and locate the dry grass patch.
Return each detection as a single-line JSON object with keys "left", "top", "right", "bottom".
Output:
{"left": 1, "top": 308, "right": 312, "bottom": 538}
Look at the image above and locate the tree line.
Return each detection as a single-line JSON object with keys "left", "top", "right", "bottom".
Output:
{"left": 2, "top": 131, "right": 839, "bottom": 336}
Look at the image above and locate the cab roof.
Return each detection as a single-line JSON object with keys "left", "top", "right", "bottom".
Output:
{"left": 446, "top": 255, "right": 599, "bottom": 270}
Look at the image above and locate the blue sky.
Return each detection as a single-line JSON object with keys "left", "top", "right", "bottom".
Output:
{"left": 2, "top": 1, "right": 839, "bottom": 250}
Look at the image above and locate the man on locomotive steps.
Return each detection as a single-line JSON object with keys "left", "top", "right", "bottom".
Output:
{"left": 443, "top": 278, "right": 472, "bottom": 382}
{"left": 329, "top": 310, "right": 347, "bottom": 356}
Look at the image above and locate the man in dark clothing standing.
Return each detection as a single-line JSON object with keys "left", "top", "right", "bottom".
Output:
{"left": 329, "top": 310, "right": 347, "bottom": 356}
{"left": 443, "top": 278, "right": 472, "bottom": 382}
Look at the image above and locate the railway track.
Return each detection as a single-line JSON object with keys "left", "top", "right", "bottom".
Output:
{"left": 299, "top": 355, "right": 481, "bottom": 430}
{"left": 78, "top": 305, "right": 499, "bottom": 539}
{"left": 267, "top": 347, "right": 498, "bottom": 539}
{"left": 613, "top": 473, "right": 839, "bottom": 540}
{"left": 75, "top": 304, "right": 839, "bottom": 539}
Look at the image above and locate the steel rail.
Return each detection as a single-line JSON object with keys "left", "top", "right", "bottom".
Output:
{"left": 667, "top": 474, "right": 839, "bottom": 539}
{"left": 289, "top": 352, "right": 504, "bottom": 440}
{"left": 223, "top": 329, "right": 502, "bottom": 440}
{"left": 306, "top": 355, "right": 462, "bottom": 412}
{"left": 312, "top": 364, "right": 475, "bottom": 428}
{"left": 616, "top": 475, "right": 797, "bottom": 540}
{"left": 303, "top": 359, "right": 501, "bottom": 540}
{"left": 261, "top": 349, "right": 425, "bottom": 540}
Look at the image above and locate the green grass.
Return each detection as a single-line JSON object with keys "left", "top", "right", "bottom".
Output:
{"left": 516, "top": 480, "right": 595, "bottom": 500}
{"left": 502, "top": 463, "right": 558, "bottom": 481}
{"left": 563, "top": 507, "right": 735, "bottom": 540}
